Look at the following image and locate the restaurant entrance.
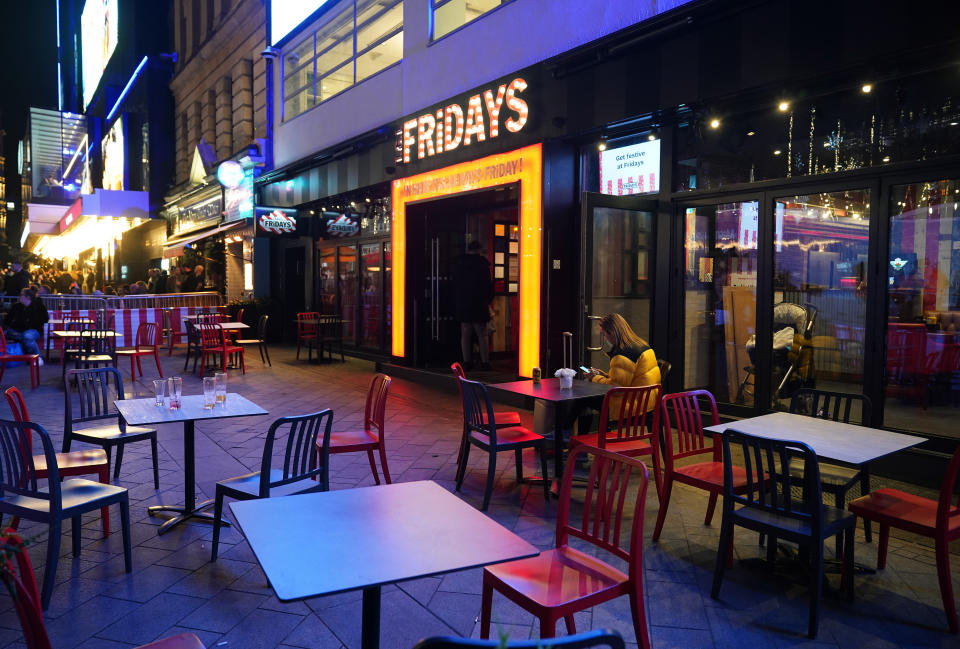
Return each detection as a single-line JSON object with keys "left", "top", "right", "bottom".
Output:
{"left": 406, "top": 185, "right": 521, "bottom": 372}
{"left": 579, "top": 192, "right": 658, "bottom": 371}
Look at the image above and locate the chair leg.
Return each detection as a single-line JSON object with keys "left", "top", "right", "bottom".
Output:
{"left": 843, "top": 526, "right": 855, "bottom": 602}
{"left": 711, "top": 515, "right": 733, "bottom": 599}
{"left": 935, "top": 535, "right": 959, "bottom": 633}
{"left": 808, "top": 541, "right": 823, "bottom": 638}
{"left": 704, "top": 492, "right": 718, "bottom": 526}
{"left": 120, "top": 495, "right": 132, "bottom": 573}
{"left": 98, "top": 465, "right": 111, "bottom": 538}
{"left": 860, "top": 469, "right": 872, "bottom": 543}
{"left": 154, "top": 351, "right": 163, "bottom": 377}
{"left": 366, "top": 449, "right": 381, "bottom": 485}
{"left": 480, "top": 579, "right": 493, "bottom": 639}
{"left": 539, "top": 444, "right": 550, "bottom": 502}
{"left": 377, "top": 445, "right": 392, "bottom": 484}
{"left": 211, "top": 487, "right": 225, "bottom": 561}
{"left": 482, "top": 449, "right": 497, "bottom": 511}
{"left": 652, "top": 478, "right": 673, "bottom": 541}
{"left": 263, "top": 343, "right": 271, "bottom": 367}
{"left": 563, "top": 615, "right": 576, "bottom": 635}
{"left": 455, "top": 437, "right": 471, "bottom": 490}
{"left": 296, "top": 338, "right": 301, "bottom": 360}
{"left": 539, "top": 615, "right": 556, "bottom": 639}
{"left": 135, "top": 355, "right": 143, "bottom": 378}
{"left": 239, "top": 349, "right": 245, "bottom": 374}
{"left": 41, "top": 519, "right": 62, "bottom": 610}
{"left": 877, "top": 524, "right": 890, "bottom": 569}
{"left": 514, "top": 447, "right": 524, "bottom": 484}
{"left": 629, "top": 588, "right": 652, "bottom": 649}
{"left": 834, "top": 490, "right": 845, "bottom": 558}
{"left": 151, "top": 435, "right": 160, "bottom": 490}
{"left": 72, "top": 515, "right": 82, "bottom": 557}
{"left": 114, "top": 444, "right": 124, "bottom": 480}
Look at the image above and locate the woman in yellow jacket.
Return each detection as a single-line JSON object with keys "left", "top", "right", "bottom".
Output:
{"left": 586, "top": 314, "right": 660, "bottom": 408}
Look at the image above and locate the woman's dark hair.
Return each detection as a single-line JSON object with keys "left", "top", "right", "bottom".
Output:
{"left": 19, "top": 287, "right": 37, "bottom": 301}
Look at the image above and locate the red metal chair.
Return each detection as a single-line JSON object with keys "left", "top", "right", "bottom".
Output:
{"left": 651, "top": 390, "right": 751, "bottom": 541}
{"left": 4, "top": 386, "right": 111, "bottom": 537}
{"left": 296, "top": 311, "right": 320, "bottom": 361}
{"left": 316, "top": 373, "right": 393, "bottom": 484}
{"left": 1, "top": 529, "right": 204, "bottom": 649}
{"left": 568, "top": 384, "right": 661, "bottom": 464}
{"left": 480, "top": 446, "right": 651, "bottom": 647}
{"left": 116, "top": 322, "right": 163, "bottom": 380}
{"left": 166, "top": 308, "right": 189, "bottom": 355}
{"left": 848, "top": 443, "right": 960, "bottom": 633}
{"left": 0, "top": 327, "right": 40, "bottom": 389}
{"left": 196, "top": 323, "right": 245, "bottom": 376}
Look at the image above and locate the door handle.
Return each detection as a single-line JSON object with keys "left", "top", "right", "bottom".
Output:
{"left": 586, "top": 314, "right": 603, "bottom": 351}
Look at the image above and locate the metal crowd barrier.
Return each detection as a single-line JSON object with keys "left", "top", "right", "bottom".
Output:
{"left": 105, "top": 292, "right": 223, "bottom": 309}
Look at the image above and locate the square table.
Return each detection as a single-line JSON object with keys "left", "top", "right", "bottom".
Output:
{"left": 487, "top": 377, "right": 611, "bottom": 481}
{"left": 115, "top": 393, "right": 268, "bottom": 534}
{"left": 704, "top": 411, "right": 926, "bottom": 466}
{"left": 230, "top": 480, "right": 538, "bottom": 649}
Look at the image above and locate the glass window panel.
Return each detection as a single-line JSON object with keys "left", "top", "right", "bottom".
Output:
{"left": 433, "top": 0, "right": 503, "bottom": 39}
{"left": 384, "top": 241, "right": 392, "bottom": 333}
{"left": 315, "top": 3, "right": 355, "bottom": 75}
{"left": 284, "top": 88, "right": 315, "bottom": 120}
{"left": 682, "top": 201, "right": 759, "bottom": 405}
{"left": 339, "top": 246, "right": 358, "bottom": 342}
{"left": 360, "top": 243, "right": 382, "bottom": 348}
{"left": 356, "top": 31, "right": 402, "bottom": 82}
{"left": 319, "top": 61, "right": 354, "bottom": 101}
{"left": 284, "top": 36, "right": 314, "bottom": 77}
{"left": 885, "top": 179, "right": 960, "bottom": 439}
{"left": 318, "top": 247, "right": 337, "bottom": 314}
{"left": 356, "top": 0, "right": 402, "bottom": 52}
{"left": 773, "top": 190, "right": 870, "bottom": 414}
{"left": 283, "top": 65, "right": 315, "bottom": 97}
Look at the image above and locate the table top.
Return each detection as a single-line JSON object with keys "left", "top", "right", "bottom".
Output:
{"left": 51, "top": 330, "right": 119, "bottom": 338}
{"left": 49, "top": 318, "right": 95, "bottom": 325}
{"left": 115, "top": 393, "right": 268, "bottom": 426}
{"left": 705, "top": 412, "right": 926, "bottom": 466}
{"left": 184, "top": 319, "right": 249, "bottom": 330}
{"left": 488, "top": 377, "right": 611, "bottom": 402}
{"left": 230, "top": 480, "right": 539, "bottom": 602}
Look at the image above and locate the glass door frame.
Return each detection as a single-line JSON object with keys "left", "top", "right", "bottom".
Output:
{"left": 579, "top": 191, "right": 660, "bottom": 370}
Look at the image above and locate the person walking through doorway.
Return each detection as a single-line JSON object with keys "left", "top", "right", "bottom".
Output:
{"left": 453, "top": 240, "right": 494, "bottom": 370}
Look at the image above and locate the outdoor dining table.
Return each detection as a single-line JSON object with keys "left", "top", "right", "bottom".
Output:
{"left": 50, "top": 329, "right": 120, "bottom": 338}
{"left": 182, "top": 319, "right": 249, "bottom": 330}
{"left": 487, "top": 377, "right": 611, "bottom": 483}
{"left": 115, "top": 393, "right": 268, "bottom": 534}
{"left": 230, "top": 480, "right": 538, "bottom": 649}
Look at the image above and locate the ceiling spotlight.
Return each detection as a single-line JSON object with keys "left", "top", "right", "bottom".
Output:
{"left": 746, "top": 131, "right": 755, "bottom": 136}
{"left": 709, "top": 118, "right": 720, "bottom": 129}
{"left": 647, "top": 134, "right": 657, "bottom": 141}
{"left": 777, "top": 101, "right": 790, "bottom": 112}
{"left": 598, "top": 142, "right": 607, "bottom": 151}
{"left": 882, "top": 156, "right": 891, "bottom": 163}
{"left": 773, "top": 149, "right": 782, "bottom": 156}
{"left": 861, "top": 83, "right": 872, "bottom": 94}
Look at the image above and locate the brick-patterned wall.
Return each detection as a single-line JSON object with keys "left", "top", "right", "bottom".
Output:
{"left": 170, "top": 0, "right": 266, "bottom": 186}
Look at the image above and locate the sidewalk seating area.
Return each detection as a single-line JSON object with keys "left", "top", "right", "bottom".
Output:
{"left": 0, "top": 346, "right": 957, "bottom": 649}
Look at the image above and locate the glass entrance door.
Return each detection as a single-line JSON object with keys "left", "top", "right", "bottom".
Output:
{"left": 580, "top": 192, "right": 657, "bottom": 370}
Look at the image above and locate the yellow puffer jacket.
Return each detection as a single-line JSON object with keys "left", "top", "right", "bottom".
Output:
{"left": 591, "top": 346, "right": 661, "bottom": 414}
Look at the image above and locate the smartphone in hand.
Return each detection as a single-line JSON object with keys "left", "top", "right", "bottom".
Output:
{"left": 579, "top": 366, "right": 591, "bottom": 374}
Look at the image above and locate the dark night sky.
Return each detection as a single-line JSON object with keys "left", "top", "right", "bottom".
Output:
{"left": 0, "top": 2, "right": 59, "bottom": 207}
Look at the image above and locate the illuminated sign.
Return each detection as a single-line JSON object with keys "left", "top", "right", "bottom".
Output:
{"left": 322, "top": 212, "right": 360, "bottom": 238}
{"left": 224, "top": 165, "right": 254, "bottom": 222}
{"left": 58, "top": 198, "right": 84, "bottom": 233}
{"left": 217, "top": 160, "right": 244, "bottom": 188}
{"left": 271, "top": 0, "right": 333, "bottom": 45}
{"left": 256, "top": 207, "right": 298, "bottom": 235}
{"left": 599, "top": 139, "right": 660, "bottom": 195}
{"left": 101, "top": 117, "right": 124, "bottom": 191}
{"left": 890, "top": 257, "right": 908, "bottom": 271}
{"left": 176, "top": 196, "right": 222, "bottom": 235}
{"left": 81, "top": 0, "right": 119, "bottom": 107}
{"left": 401, "top": 78, "right": 529, "bottom": 164}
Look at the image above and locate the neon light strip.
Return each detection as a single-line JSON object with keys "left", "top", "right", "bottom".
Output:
{"left": 106, "top": 56, "right": 148, "bottom": 123}
{"left": 62, "top": 133, "right": 89, "bottom": 179}
{"left": 55, "top": 0, "right": 62, "bottom": 111}
{"left": 392, "top": 143, "right": 543, "bottom": 377}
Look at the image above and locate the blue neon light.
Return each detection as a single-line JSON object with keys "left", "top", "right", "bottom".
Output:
{"left": 56, "top": 0, "right": 62, "bottom": 111}
{"left": 271, "top": 0, "right": 332, "bottom": 45}
{"left": 105, "top": 55, "right": 148, "bottom": 123}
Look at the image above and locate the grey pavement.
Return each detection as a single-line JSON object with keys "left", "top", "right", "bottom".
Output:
{"left": 1, "top": 346, "right": 959, "bottom": 649}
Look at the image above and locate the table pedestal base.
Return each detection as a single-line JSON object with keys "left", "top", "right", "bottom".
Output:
{"left": 148, "top": 498, "right": 231, "bottom": 535}
{"left": 362, "top": 585, "right": 380, "bottom": 649}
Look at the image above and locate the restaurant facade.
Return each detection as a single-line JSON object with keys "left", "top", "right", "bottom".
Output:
{"left": 257, "top": 0, "right": 960, "bottom": 458}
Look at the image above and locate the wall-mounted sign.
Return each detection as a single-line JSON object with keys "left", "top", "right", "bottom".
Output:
{"left": 321, "top": 212, "right": 360, "bottom": 238}
{"left": 224, "top": 165, "right": 254, "bottom": 222}
{"left": 82, "top": 0, "right": 119, "bottom": 107}
{"left": 401, "top": 77, "right": 529, "bottom": 164}
{"left": 101, "top": 117, "right": 125, "bottom": 191}
{"left": 599, "top": 138, "right": 660, "bottom": 196}
{"left": 256, "top": 206, "right": 298, "bottom": 235}
{"left": 175, "top": 196, "right": 222, "bottom": 235}
{"left": 58, "top": 198, "right": 84, "bottom": 233}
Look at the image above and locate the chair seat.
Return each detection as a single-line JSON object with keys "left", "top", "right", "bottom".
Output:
{"left": 218, "top": 468, "right": 324, "bottom": 499}
{"left": 234, "top": 338, "right": 263, "bottom": 345}
{"left": 72, "top": 423, "right": 156, "bottom": 441}
{"left": 790, "top": 457, "right": 860, "bottom": 487}
{"left": 734, "top": 501, "right": 855, "bottom": 540}
{"left": 116, "top": 349, "right": 153, "bottom": 356}
{"left": 485, "top": 545, "right": 628, "bottom": 609}
{"left": 0, "top": 353, "right": 39, "bottom": 363}
{"left": 77, "top": 354, "right": 113, "bottom": 363}
{"left": 203, "top": 345, "right": 243, "bottom": 354}
{"left": 329, "top": 429, "right": 380, "bottom": 450}
{"left": 33, "top": 449, "right": 108, "bottom": 474}
{"left": 849, "top": 488, "right": 960, "bottom": 538}
{"left": 487, "top": 411, "right": 522, "bottom": 427}
{"left": 674, "top": 461, "right": 749, "bottom": 491}
{"left": 570, "top": 433, "right": 653, "bottom": 456}
{"left": 2, "top": 478, "right": 126, "bottom": 515}
{"left": 471, "top": 426, "right": 544, "bottom": 447}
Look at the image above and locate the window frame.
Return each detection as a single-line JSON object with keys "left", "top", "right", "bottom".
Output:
{"left": 429, "top": 0, "right": 513, "bottom": 42}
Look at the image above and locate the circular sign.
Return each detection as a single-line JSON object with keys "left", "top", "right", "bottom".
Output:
{"left": 217, "top": 160, "right": 245, "bottom": 188}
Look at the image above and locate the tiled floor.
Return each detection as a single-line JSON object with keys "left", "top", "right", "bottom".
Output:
{"left": 1, "top": 346, "right": 959, "bottom": 649}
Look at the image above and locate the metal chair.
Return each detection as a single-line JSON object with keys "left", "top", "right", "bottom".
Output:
{"left": 415, "top": 629, "right": 626, "bottom": 649}
{"left": 849, "top": 442, "right": 960, "bottom": 633}
{"left": 317, "top": 314, "right": 345, "bottom": 362}
{"left": 211, "top": 409, "right": 334, "bottom": 560}
{"left": 481, "top": 446, "right": 650, "bottom": 647}
{"left": 455, "top": 376, "right": 549, "bottom": 511}
{"left": 69, "top": 329, "right": 116, "bottom": 378}
{"left": 0, "top": 420, "right": 133, "bottom": 610}
{"left": 568, "top": 384, "right": 661, "bottom": 463}
{"left": 234, "top": 314, "right": 271, "bottom": 366}
{"left": 0, "top": 327, "right": 40, "bottom": 389}
{"left": 789, "top": 388, "right": 875, "bottom": 550}
{"left": 63, "top": 367, "right": 160, "bottom": 487}
{"left": 196, "top": 322, "right": 245, "bottom": 376}
{"left": 165, "top": 308, "right": 189, "bottom": 355}
{"left": 296, "top": 311, "right": 320, "bottom": 361}
{"left": 116, "top": 321, "right": 164, "bottom": 380}
{"left": 711, "top": 428, "right": 856, "bottom": 639}
{"left": 657, "top": 358, "right": 672, "bottom": 386}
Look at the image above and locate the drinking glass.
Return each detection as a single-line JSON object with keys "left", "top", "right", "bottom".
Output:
{"left": 214, "top": 371, "right": 227, "bottom": 405}
{"left": 168, "top": 376, "right": 183, "bottom": 410}
{"left": 152, "top": 379, "right": 166, "bottom": 407}
{"left": 203, "top": 377, "right": 216, "bottom": 409}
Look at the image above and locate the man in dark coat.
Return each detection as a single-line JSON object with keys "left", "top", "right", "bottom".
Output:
{"left": 452, "top": 240, "right": 494, "bottom": 370}
{"left": 5, "top": 262, "right": 30, "bottom": 297}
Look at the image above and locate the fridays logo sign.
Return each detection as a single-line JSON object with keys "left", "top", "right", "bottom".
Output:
{"left": 256, "top": 207, "right": 298, "bottom": 235}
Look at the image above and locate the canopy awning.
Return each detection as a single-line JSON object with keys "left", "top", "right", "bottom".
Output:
{"left": 163, "top": 220, "right": 247, "bottom": 258}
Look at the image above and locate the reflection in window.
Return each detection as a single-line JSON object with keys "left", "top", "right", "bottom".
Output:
{"left": 773, "top": 190, "right": 869, "bottom": 413}
{"left": 360, "top": 243, "right": 382, "bottom": 348}
{"left": 339, "top": 246, "right": 358, "bottom": 342}
{"left": 885, "top": 179, "right": 960, "bottom": 439}
{"left": 283, "top": 0, "right": 404, "bottom": 121}
{"left": 432, "top": 0, "right": 509, "bottom": 40}
{"left": 318, "top": 247, "right": 337, "bottom": 314}
{"left": 682, "top": 202, "right": 758, "bottom": 405}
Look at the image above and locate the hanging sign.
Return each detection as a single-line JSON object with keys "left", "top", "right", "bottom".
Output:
{"left": 599, "top": 139, "right": 660, "bottom": 195}
{"left": 321, "top": 212, "right": 360, "bottom": 238}
{"left": 256, "top": 206, "right": 298, "bottom": 235}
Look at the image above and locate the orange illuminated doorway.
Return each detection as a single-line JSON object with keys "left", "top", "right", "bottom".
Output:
{"left": 392, "top": 144, "right": 543, "bottom": 376}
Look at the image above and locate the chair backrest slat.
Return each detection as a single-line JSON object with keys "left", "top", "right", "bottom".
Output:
{"left": 199, "top": 322, "right": 225, "bottom": 348}
{"left": 790, "top": 388, "right": 872, "bottom": 426}
{"left": 0, "top": 420, "right": 59, "bottom": 505}
{"left": 456, "top": 377, "right": 498, "bottom": 446}
{"left": 261, "top": 408, "right": 334, "bottom": 495}
{"left": 65, "top": 367, "right": 124, "bottom": 428}
{"left": 656, "top": 390, "right": 719, "bottom": 473}
{"left": 257, "top": 314, "right": 269, "bottom": 341}
{"left": 597, "top": 385, "right": 661, "bottom": 447}
{"left": 1, "top": 529, "right": 54, "bottom": 649}
{"left": 364, "top": 374, "right": 391, "bottom": 441}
